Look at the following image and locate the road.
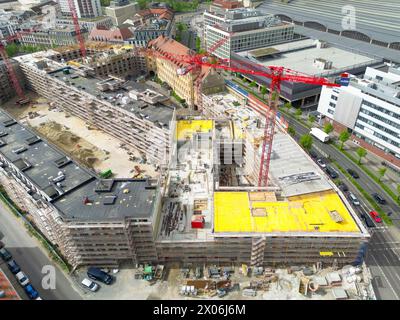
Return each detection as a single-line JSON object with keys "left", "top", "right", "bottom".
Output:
{"left": 287, "top": 116, "right": 399, "bottom": 224}
{"left": 0, "top": 202, "right": 82, "bottom": 300}
{"left": 286, "top": 112, "right": 400, "bottom": 300}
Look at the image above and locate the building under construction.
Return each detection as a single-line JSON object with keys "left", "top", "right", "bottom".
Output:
{"left": 0, "top": 44, "right": 370, "bottom": 269}
{"left": 13, "top": 44, "right": 175, "bottom": 163}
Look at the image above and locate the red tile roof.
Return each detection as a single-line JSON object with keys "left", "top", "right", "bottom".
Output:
{"left": 89, "top": 27, "right": 133, "bottom": 42}
{"left": 137, "top": 8, "right": 174, "bottom": 21}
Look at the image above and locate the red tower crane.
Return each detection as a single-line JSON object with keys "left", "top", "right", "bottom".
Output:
{"left": 66, "top": 0, "right": 86, "bottom": 58}
{"left": 0, "top": 45, "right": 26, "bottom": 103}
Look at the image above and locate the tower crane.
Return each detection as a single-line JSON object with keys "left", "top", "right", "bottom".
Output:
{"left": 147, "top": 42, "right": 341, "bottom": 187}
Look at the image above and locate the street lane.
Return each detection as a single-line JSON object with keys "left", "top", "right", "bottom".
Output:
{"left": 0, "top": 202, "right": 82, "bottom": 300}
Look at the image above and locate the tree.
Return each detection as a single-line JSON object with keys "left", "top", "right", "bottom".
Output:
{"left": 356, "top": 147, "right": 367, "bottom": 164}
{"left": 378, "top": 167, "right": 387, "bottom": 181}
{"left": 284, "top": 102, "right": 292, "bottom": 110}
{"left": 260, "top": 86, "right": 267, "bottom": 99}
{"left": 137, "top": 0, "right": 147, "bottom": 9}
{"left": 287, "top": 126, "right": 295, "bottom": 137}
{"left": 323, "top": 122, "right": 334, "bottom": 134}
{"left": 295, "top": 108, "right": 302, "bottom": 118}
{"left": 100, "top": 0, "right": 110, "bottom": 6}
{"left": 196, "top": 36, "right": 201, "bottom": 52}
{"left": 397, "top": 184, "right": 400, "bottom": 200}
{"left": 249, "top": 80, "right": 256, "bottom": 88}
{"left": 338, "top": 130, "right": 350, "bottom": 150}
{"left": 300, "top": 134, "right": 313, "bottom": 152}
{"left": 308, "top": 115, "right": 316, "bottom": 124}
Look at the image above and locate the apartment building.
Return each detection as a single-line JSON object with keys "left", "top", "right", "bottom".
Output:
{"left": 124, "top": 8, "right": 174, "bottom": 47}
{"left": 156, "top": 117, "right": 369, "bottom": 267}
{"left": 0, "top": 107, "right": 369, "bottom": 268}
{"left": 0, "top": 109, "right": 161, "bottom": 267}
{"left": 204, "top": 8, "right": 294, "bottom": 59}
{"left": 89, "top": 27, "right": 133, "bottom": 44}
{"left": 105, "top": 0, "right": 139, "bottom": 26}
{"left": 58, "top": 0, "right": 102, "bottom": 18}
{"left": 19, "top": 26, "right": 89, "bottom": 47}
{"left": 318, "top": 66, "right": 400, "bottom": 167}
{"left": 147, "top": 35, "right": 225, "bottom": 109}
{"left": 56, "top": 15, "right": 114, "bottom": 32}
{"left": 13, "top": 46, "right": 174, "bottom": 163}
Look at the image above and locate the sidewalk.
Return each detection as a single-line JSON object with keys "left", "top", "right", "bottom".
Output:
{"left": 344, "top": 139, "right": 400, "bottom": 193}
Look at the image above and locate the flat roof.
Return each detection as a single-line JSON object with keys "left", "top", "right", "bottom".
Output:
{"left": 53, "top": 179, "right": 157, "bottom": 221}
{"left": 0, "top": 109, "right": 158, "bottom": 221}
{"left": 248, "top": 47, "right": 280, "bottom": 58}
{"left": 236, "top": 39, "right": 377, "bottom": 76}
{"left": 0, "top": 111, "right": 94, "bottom": 198}
{"left": 294, "top": 26, "right": 400, "bottom": 63}
{"left": 176, "top": 120, "right": 214, "bottom": 140}
{"left": 213, "top": 190, "right": 360, "bottom": 233}
{"left": 50, "top": 68, "right": 175, "bottom": 129}
{"left": 269, "top": 132, "right": 332, "bottom": 197}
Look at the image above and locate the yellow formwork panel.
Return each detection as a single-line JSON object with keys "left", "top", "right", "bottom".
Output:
{"left": 176, "top": 120, "right": 213, "bottom": 140}
{"left": 214, "top": 190, "right": 360, "bottom": 233}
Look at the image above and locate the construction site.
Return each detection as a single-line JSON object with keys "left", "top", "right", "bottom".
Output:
{"left": 0, "top": 0, "right": 376, "bottom": 289}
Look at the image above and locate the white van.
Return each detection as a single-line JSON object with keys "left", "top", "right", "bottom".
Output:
{"left": 81, "top": 278, "right": 99, "bottom": 292}
{"left": 349, "top": 193, "right": 360, "bottom": 206}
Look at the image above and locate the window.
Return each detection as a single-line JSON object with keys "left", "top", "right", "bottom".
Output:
{"left": 331, "top": 95, "right": 338, "bottom": 101}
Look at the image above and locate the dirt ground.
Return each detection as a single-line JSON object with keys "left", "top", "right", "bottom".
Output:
{"left": 2, "top": 96, "right": 158, "bottom": 179}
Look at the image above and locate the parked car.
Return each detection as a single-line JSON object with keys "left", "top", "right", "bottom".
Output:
{"left": 309, "top": 151, "right": 318, "bottom": 159}
{"left": 7, "top": 260, "right": 21, "bottom": 274}
{"left": 16, "top": 271, "right": 30, "bottom": 287}
{"left": 326, "top": 166, "right": 338, "bottom": 179}
{"left": 87, "top": 267, "right": 113, "bottom": 285}
{"left": 24, "top": 284, "right": 39, "bottom": 300}
{"left": 338, "top": 182, "right": 349, "bottom": 192}
{"left": 372, "top": 193, "right": 386, "bottom": 205}
{"left": 348, "top": 192, "right": 360, "bottom": 206}
{"left": 81, "top": 278, "right": 100, "bottom": 292}
{"left": 369, "top": 211, "right": 382, "bottom": 223}
{"left": 0, "top": 247, "right": 12, "bottom": 261}
{"left": 347, "top": 168, "right": 359, "bottom": 179}
{"left": 316, "top": 158, "right": 326, "bottom": 168}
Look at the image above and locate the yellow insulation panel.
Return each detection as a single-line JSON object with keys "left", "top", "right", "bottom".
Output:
{"left": 176, "top": 120, "right": 213, "bottom": 140}
{"left": 214, "top": 190, "right": 360, "bottom": 233}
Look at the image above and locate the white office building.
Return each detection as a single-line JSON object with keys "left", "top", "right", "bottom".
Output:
{"left": 204, "top": 8, "right": 294, "bottom": 60}
{"left": 58, "top": 0, "right": 102, "bottom": 18}
{"left": 318, "top": 66, "right": 400, "bottom": 167}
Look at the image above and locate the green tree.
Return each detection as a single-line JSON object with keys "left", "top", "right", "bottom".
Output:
{"left": 295, "top": 108, "right": 302, "bottom": 118}
{"left": 397, "top": 184, "right": 400, "bottom": 200}
{"left": 137, "top": 0, "right": 147, "bottom": 9}
{"left": 287, "top": 126, "right": 295, "bottom": 137}
{"left": 308, "top": 115, "right": 316, "bottom": 124}
{"left": 249, "top": 80, "right": 256, "bottom": 88}
{"left": 5, "top": 43, "right": 19, "bottom": 57}
{"left": 338, "top": 130, "right": 350, "bottom": 150}
{"left": 100, "top": 0, "right": 110, "bottom": 6}
{"left": 271, "top": 91, "right": 278, "bottom": 101}
{"left": 378, "top": 167, "right": 387, "bottom": 181}
{"left": 260, "top": 86, "right": 267, "bottom": 99}
{"left": 356, "top": 147, "right": 367, "bottom": 164}
{"left": 284, "top": 102, "right": 292, "bottom": 110}
{"left": 323, "top": 122, "right": 334, "bottom": 134}
{"left": 300, "top": 134, "right": 313, "bottom": 152}
{"left": 196, "top": 36, "right": 201, "bottom": 52}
